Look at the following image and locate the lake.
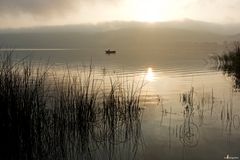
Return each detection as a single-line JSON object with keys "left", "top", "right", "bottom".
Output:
{"left": 1, "top": 44, "right": 240, "bottom": 160}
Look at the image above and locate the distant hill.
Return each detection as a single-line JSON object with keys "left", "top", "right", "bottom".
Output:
{"left": 0, "top": 20, "right": 239, "bottom": 49}
{"left": 1, "top": 19, "right": 240, "bottom": 35}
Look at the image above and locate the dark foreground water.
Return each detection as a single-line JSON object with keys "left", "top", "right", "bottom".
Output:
{"left": 1, "top": 45, "right": 240, "bottom": 160}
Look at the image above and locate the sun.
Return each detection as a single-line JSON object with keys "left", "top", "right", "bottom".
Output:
{"left": 133, "top": 0, "right": 169, "bottom": 22}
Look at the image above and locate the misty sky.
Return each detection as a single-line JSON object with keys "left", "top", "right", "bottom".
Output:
{"left": 0, "top": 0, "right": 240, "bottom": 28}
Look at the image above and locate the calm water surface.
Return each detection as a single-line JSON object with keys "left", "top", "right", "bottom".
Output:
{"left": 1, "top": 46, "right": 240, "bottom": 160}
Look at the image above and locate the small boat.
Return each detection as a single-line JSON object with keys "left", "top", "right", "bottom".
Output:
{"left": 105, "top": 49, "right": 116, "bottom": 55}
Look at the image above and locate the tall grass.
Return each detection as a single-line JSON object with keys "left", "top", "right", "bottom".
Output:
{"left": 0, "top": 53, "right": 144, "bottom": 160}
{"left": 212, "top": 41, "right": 240, "bottom": 90}
{"left": 0, "top": 53, "right": 49, "bottom": 159}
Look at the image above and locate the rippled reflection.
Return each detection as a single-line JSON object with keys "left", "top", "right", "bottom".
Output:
{"left": 177, "top": 88, "right": 200, "bottom": 148}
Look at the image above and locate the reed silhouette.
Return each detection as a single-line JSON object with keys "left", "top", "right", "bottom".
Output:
{"left": 213, "top": 41, "right": 240, "bottom": 90}
{"left": 0, "top": 53, "right": 144, "bottom": 160}
{"left": 179, "top": 87, "right": 199, "bottom": 148}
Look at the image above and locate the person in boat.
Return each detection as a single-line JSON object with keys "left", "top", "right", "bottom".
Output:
{"left": 105, "top": 49, "right": 116, "bottom": 54}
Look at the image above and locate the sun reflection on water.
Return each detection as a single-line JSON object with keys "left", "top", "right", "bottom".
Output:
{"left": 146, "top": 67, "right": 154, "bottom": 81}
